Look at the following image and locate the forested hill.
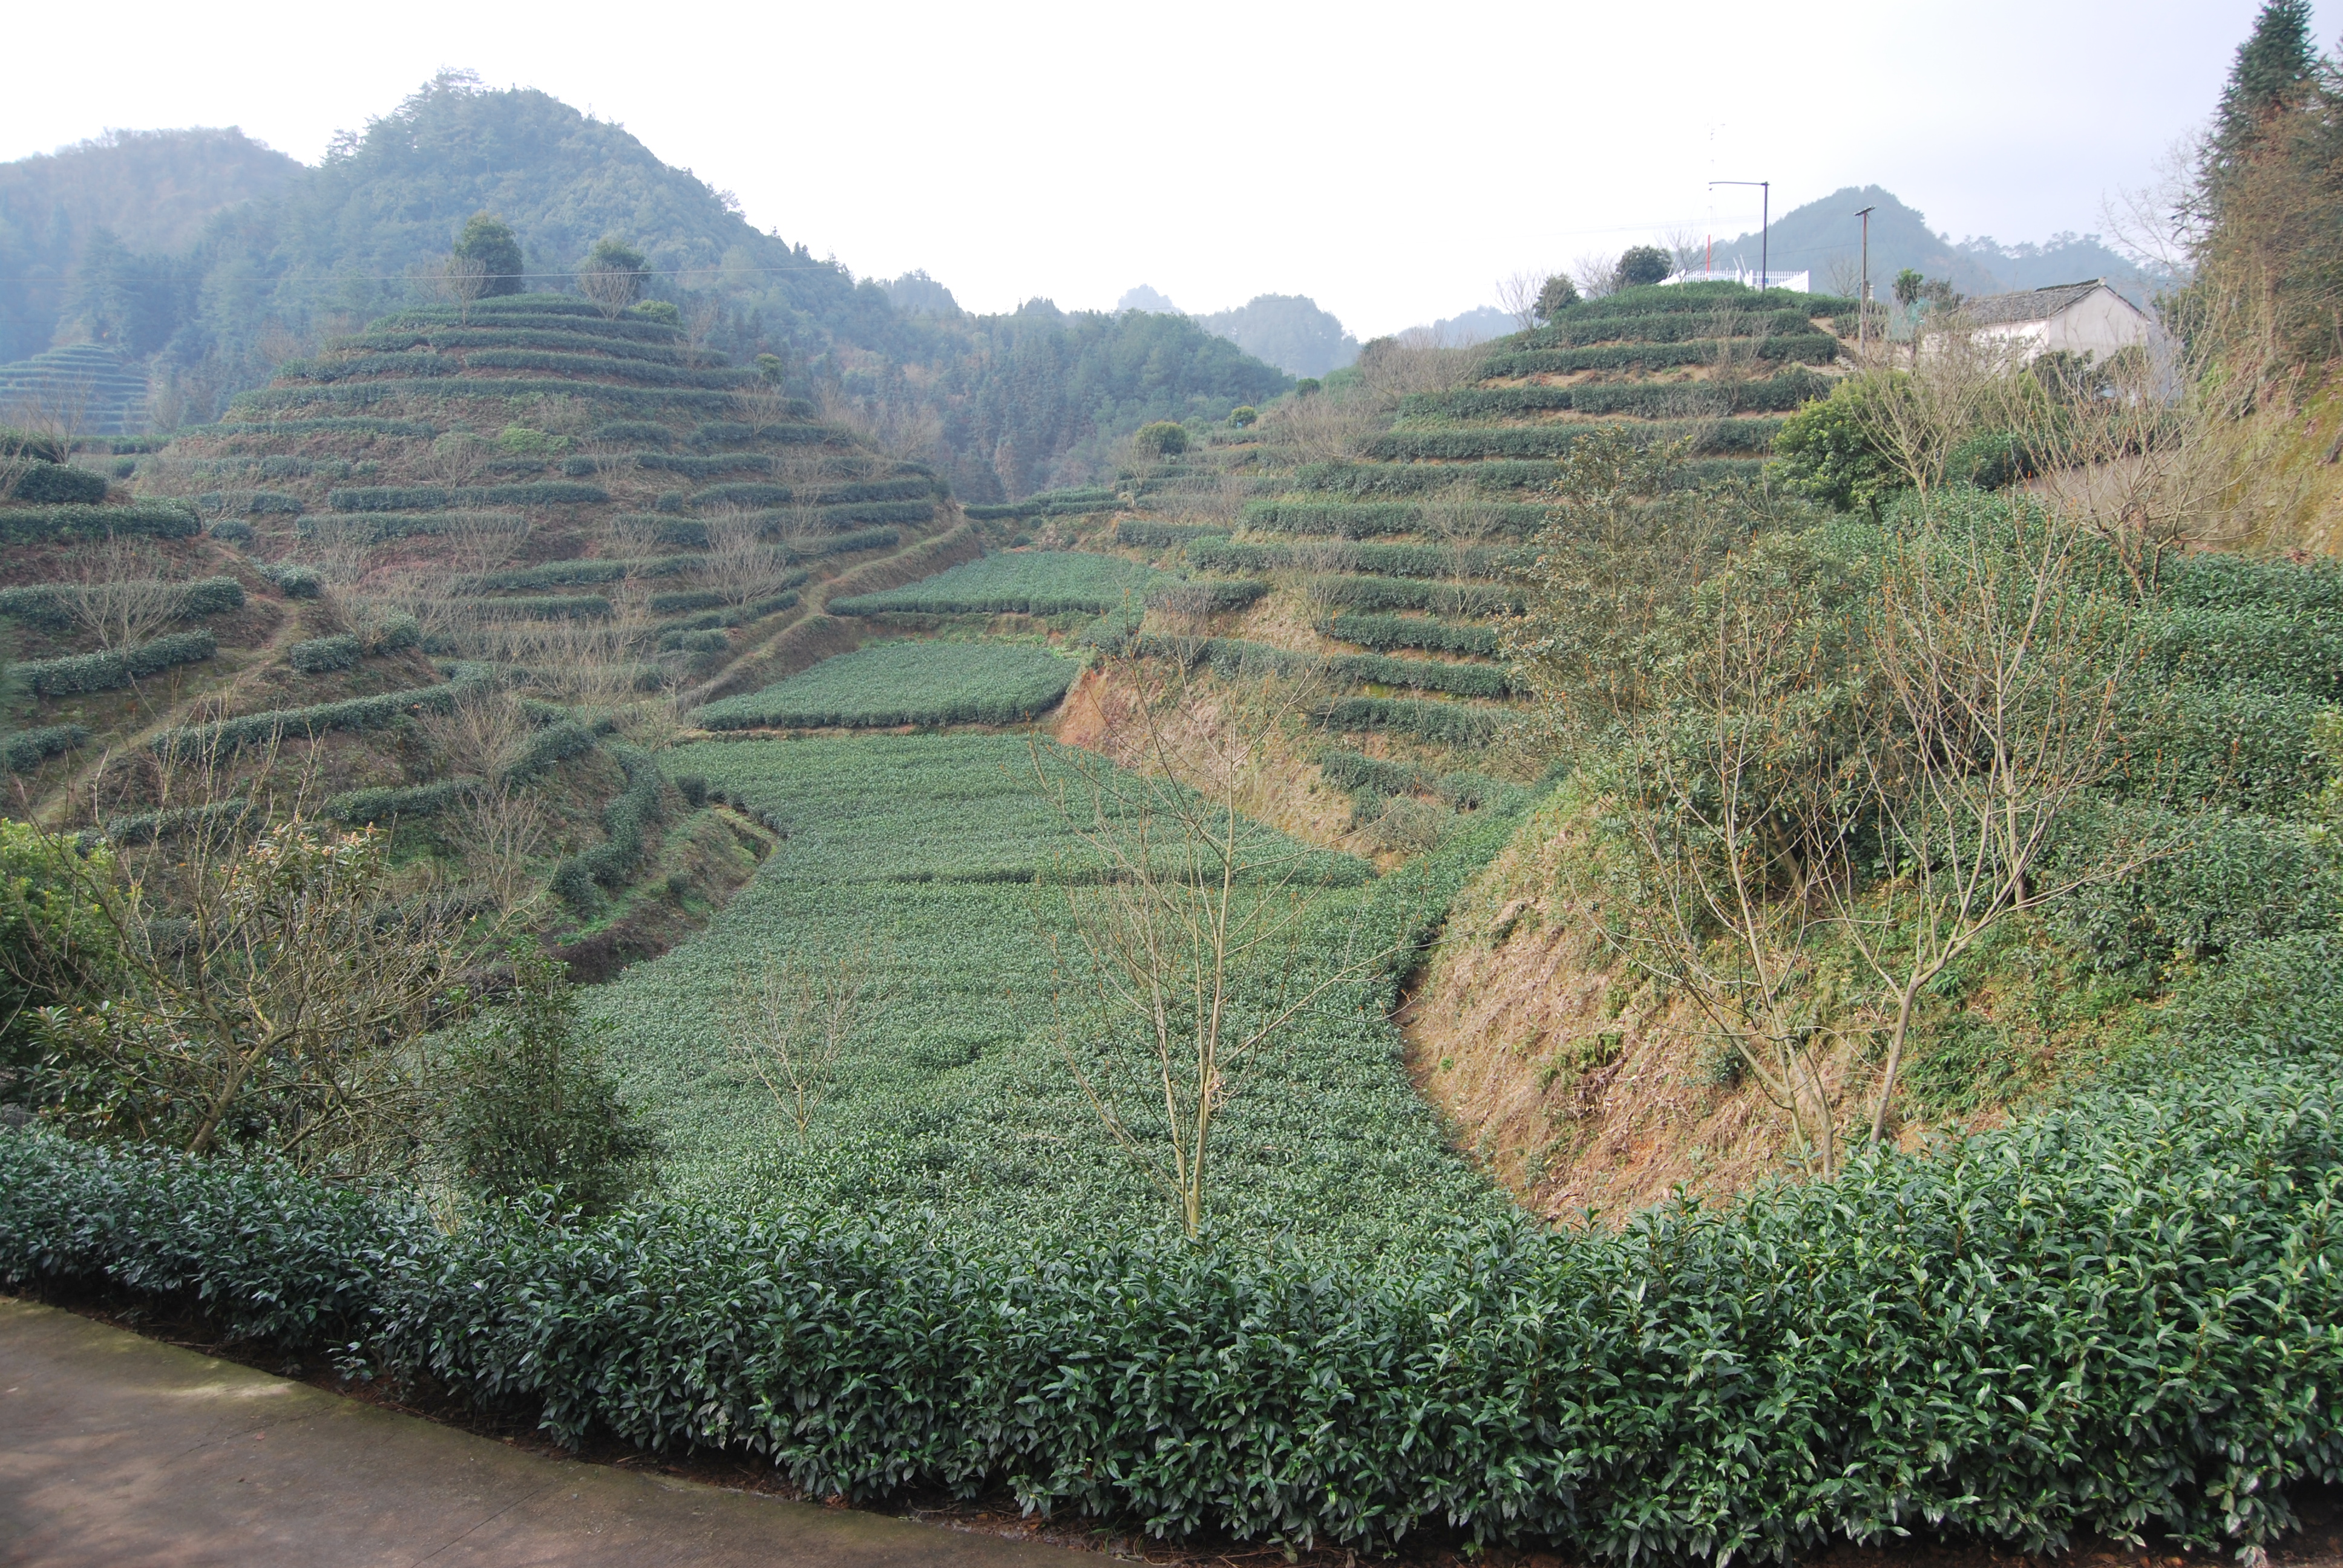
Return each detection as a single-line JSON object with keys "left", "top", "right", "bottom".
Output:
{"left": 0, "top": 73, "right": 1288, "bottom": 502}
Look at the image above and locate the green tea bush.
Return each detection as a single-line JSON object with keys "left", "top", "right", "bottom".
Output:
{"left": 550, "top": 750, "right": 665, "bottom": 910}
{"left": 2161, "top": 551, "right": 2343, "bottom": 614}
{"left": 338, "top": 328, "right": 690, "bottom": 365}
{"left": 281, "top": 352, "right": 459, "bottom": 382}
{"left": 10, "top": 1042, "right": 2327, "bottom": 1560}
{"left": 234, "top": 381, "right": 746, "bottom": 417}
{"left": 1188, "top": 537, "right": 1510, "bottom": 579}
{"left": 1153, "top": 636, "right": 1510, "bottom": 699}
{"left": 327, "top": 482, "right": 607, "bottom": 513}
{"left": 152, "top": 666, "right": 490, "bottom": 754}
{"left": 457, "top": 350, "right": 755, "bottom": 390}
{"left": 264, "top": 564, "right": 322, "bottom": 598}
{"left": 1321, "top": 613, "right": 1501, "bottom": 658}
{"left": 1562, "top": 281, "right": 1853, "bottom": 317}
{"left": 1366, "top": 419, "right": 1784, "bottom": 463}
{"left": 2140, "top": 606, "right": 2343, "bottom": 697}
{"left": 1115, "top": 520, "right": 1219, "bottom": 547}
{"left": 590, "top": 420, "right": 673, "bottom": 446}
{"left": 16, "top": 631, "right": 217, "bottom": 695}
{"left": 0, "top": 425, "right": 68, "bottom": 463}
{"left": 1308, "top": 575, "right": 1510, "bottom": 615}
{"left": 437, "top": 596, "right": 612, "bottom": 621}
{"left": 2108, "top": 678, "right": 2327, "bottom": 814}
{"left": 459, "top": 557, "right": 692, "bottom": 592}
{"left": 183, "top": 417, "right": 438, "bottom": 439}
{"left": 368, "top": 615, "right": 421, "bottom": 654}
{"left": 2052, "top": 804, "right": 2343, "bottom": 976}
{"left": 693, "top": 482, "right": 791, "bottom": 509}
{"left": 97, "top": 797, "right": 249, "bottom": 846}
{"left": 0, "top": 575, "right": 241, "bottom": 632}
{"left": 831, "top": 552, "right": 1165, "bottom": 617}
{"left": 617, "top": 452, "right": 774, "bottom": 480}
{"left": 697, "top": 642, "right": 1080, "bottom": 730}
{"left": 1478, "top": 335, "right": 1839, "bottom": 379}
{"left": 439, "top": 939, "right": 654, "bottom": 1212}
{"left": 8, "top": 463, "right": 110, "bottom": 505}
{"left": 287, "top": 635, "right": 362, "bottom": 674}
{"left": 207, "top": 519, "right": 255, "bottom": 543}
{"left": 1319, "top": 696, "right": 1499, "bottom": 746}
{"left": 297, "top": 509, "right": 523, "bottom": 544}
{"left": 648, "top": 590, "right": 726, "bottom": 615}
{"left": 0, "top": 501, "right": 199, "bottom": 544}
{"left": 0, "top": 725, "right": 86, "bottom": 773}
{"left": 500, "top": 720, "right": 598, "bottom": 785}
{"left": 195, "top": 489, "right": 304, "bottom": 516}
{"left": 660, "top": 628, "right": 732, "bottom": 654}
{"left": 1145, "top": 578, "right": 1268, "bottom": 613}
{"left": 820, "top": 499, "right": 934, "bottom": 528}
{"left": 1513, "top": 308, "right": 1815, "bottom": 348}
{"left": 326, "top": 777, "right": 479, "bottom": 823}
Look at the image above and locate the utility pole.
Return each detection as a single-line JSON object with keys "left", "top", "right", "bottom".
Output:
{"left": 1710, "top": 180, "right": 1770, "bottom": 289}
{"left": 1854, "top": 204, "right": 1875, "bottom": 360}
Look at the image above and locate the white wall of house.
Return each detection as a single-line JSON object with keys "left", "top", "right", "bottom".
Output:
{"left": 1973, "top": 286, "right": 2151, "bottom": 361}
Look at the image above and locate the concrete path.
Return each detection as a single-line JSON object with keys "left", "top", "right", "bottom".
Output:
{"left": 0, "top": 1298, "right": 1081, "bottom": 1567}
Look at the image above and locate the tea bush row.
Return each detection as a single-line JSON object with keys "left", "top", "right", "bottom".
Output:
{"left": 327, "top": 482, "right": 607, "bottom": 512}
{"left": 552, "top": 746, "right": 666, "bottom": 912}
{"left": 194, "top": 488, "right": 304, "bottom": 516}
{"left": 2161, "top": 550, "right": 2343, "bottom": 614}
{"left": 372, "top": 304, "right": 681, "bottom": 342}
{"left": 2140, "top": 605, "right": 2342, "bottom": 697}
{"left": 649, "top": 587, "right": 799, "bottom": 618}
{"left": 326, "top": 776, "right": 480, "bottom": 824}
{"left": 281, "top": 352, "right": 457, "bottom": 382}
{"left": 1403, "top": 370, "right": 1828, "bottom": 420}
{"left": 695, "top": 641, "right": 1081, "bottom": 730}
{"left": 185, "top": 417, "right": 438, "bottom": 440}
{"left": 0, "top": 575, "right": 242, "bottom": 632}
{"left": 233, "top": 382, "right": 746, "bottom": 417}
{"left": 337, "top": 327, "right": 693, "bottom": 365}
{"left": 459, "top": 557, "right": 693, "bottom": 592}
{"left": 16, "top": 631, "right": 216, "bottom": 696}
{"left": 1291, "top": 459, "right": 1759, "bottom": 498}
{"left": 152, "top": 665, "right": 490, "bottom": 754}
{"left": 1366, "top": 418, "right": 1785, "bottom": 463}
{"left": 287, "top": 635, "right": 362, "bottom": 674}
{"left": 1320, "top": 695, "right": 1499, "bottom": 746}
{"left": 1308, "top": 574, "right": 1512, "bottom": 615}
{"left": 1187, "top": 535, "right": 1512, "bottom": 579}
{"left": 831, "top": 551, "right": 1165, "bottom": 617}
{"left": 297, "top": 509, "right": 522, "bottom": 543}
{"left": 1561, "top": 281, "right": 1855, "bottom": 317}
{"left": 457, "top": 349, "right": 756, "bottom": 390}
{"left": 7, "top": 463, "right": 108, "bottom": 505}
{"left": 0, "top": 501, "right": 199, "bottom": 544}
{"left": 1145, "top": 635, "right": 1510, "bottom": 699}
{"left": 1316, "top": 746, "right": 1514, "bottom": 810}
{"left": 1513, "top": 307, "right": 1815, "bottom": 348}
{"left": 434, "top": 595, "right": 612, "bottom": 621}
{"left": 1115, "top": 520, "right": 1219, "bottom": 547}
{"left": 1320, "top": 612, "right": 1501, "bottom": 658}
{"left": 1478, "top": 335, "right": 1839, "bottom": 379}
{"left": 1240, "top": 500, "right": 1552, "bottom": 537}
{"left": 0, "top": 725, "right": 85, "bottom": 773}
{"left": 21, "top": 963, "right": 2328, "bottom": 1559}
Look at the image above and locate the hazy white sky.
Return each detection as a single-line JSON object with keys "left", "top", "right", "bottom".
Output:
{"left": 2, "top": 1, "right": 2316, "bottom": 337}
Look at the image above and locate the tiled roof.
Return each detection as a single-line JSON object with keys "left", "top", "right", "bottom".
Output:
{"left": 1961, "top": 279, "right": 2122, "bottom": 327}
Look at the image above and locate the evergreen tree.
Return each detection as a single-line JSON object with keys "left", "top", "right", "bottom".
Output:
{"left": 2214, "top": 0, "right": 2321, "bottom": 163}
{"left": 453, "top": 212, "right": 526, "bottom": 297}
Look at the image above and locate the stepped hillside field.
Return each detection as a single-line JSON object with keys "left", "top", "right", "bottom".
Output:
{"left": 696, "top": 639, "right": 1082, "bottom": 729}
{"left": 588, "top": 734, "right": 1518, "bottom": 1255}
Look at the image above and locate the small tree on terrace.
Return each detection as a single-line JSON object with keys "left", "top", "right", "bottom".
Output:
{"left": 454, "top": 212, "right": 525, "bottom": 298}
{"left": 578, "top": 238, "right": 648, "bottom": 320}
{"left": 1035, "top": 660, "right": 1384, "bottom": 1239}
{"left": 1615, "top": 245, "right": 1674, "bottom": 289}
{"left": 1535, "top": 272, "right": 1581, "bottom": 322}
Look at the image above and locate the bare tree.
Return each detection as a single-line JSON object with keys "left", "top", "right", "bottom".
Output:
{"left": 1663, "top": 225, "right": 1708, "bottom": 278}
{"left": 1496, "top": 269, "right": 1548, "bottom": 332}
{"left": 1035, "top": 662, "right": 1385, "bottom": 1238}
{"left": 64, "top": 538, "right": 181, "bottom": 650}
{"left": 442, "top": 511, "right": 531, "bottom": 578}
{"left": 578, "top": 263, "right": 640, "bottom": 322}
{"left": 1835, "top": 509, "right": 2148, "bottom": 1143}
{"left": 1572, "top": 251, "right": 1622, "bottom": 300}
{"left": 683, "top": 295, "right": 725, "bottom": 367}
{"left": 450, "top": 782, "right": 549, "bottom": 915}
{"left": 437, "top": 255, "right": 492, "bottom": 325}
{"left": 414, "top": 431, "right": 490, "bottom": 489}
{"left": 701, "top": 509, "right": 794, "bottom": 606}
{"left": 727, "top": 949, "right": 890, "bottom": 1149}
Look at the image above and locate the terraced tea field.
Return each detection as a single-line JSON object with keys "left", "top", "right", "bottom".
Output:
{"left": 593, "top": 735, "right": 1518, "bottom": 1254}
{"left": 695, "top": 639, "right": 1081, "bottom": 730}
{"left": 828, "top": 548, "right": 1166, "bottom": 615}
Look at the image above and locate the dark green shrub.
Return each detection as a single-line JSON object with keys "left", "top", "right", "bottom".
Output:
{"left": 1308, "top": 575, "right": 1510, "bottom": 615}
{"left": 327, "top": 482, "right": 607, "bottom": 513}
{"left": 0, "top": 725, "right": 87, "bottom": 773}
{"left": 2052, "top": 805, "right": 2342, "bottom": 976}
{"left": 98, "top": 797, "right": 249, "bottom": 846}
{"left": 1117, "top": 520, "right": 1218, "bottom": 547}
{"left": 500, "top": 720, "right": 598, "bottom": 785}
{"left": 461, "top": 349, "right": 755, "bottom": 389}
{"left": 2161, "top": 550, "right": 2343, "bottom": 614}
{"left": 182, "top": 417, "right": 438, "bottom": 439}
{"left": 1770, "top": 380, "right": 1905, "bottom": 514}
{"left": 1143, "top": 579, "right": 1269, "bottom": 612}
{"left": 627, "top": 451, "right": 774, "bottom": 480}
{"left": 1366, "top": 419, "right": 1783, "bottom": 463}
{"left": 281, "top": 351, "right": 459, "bottom": 382}
{"left": 1229, "top": 406, "right": 1259, "bottom": 428}
{"left": 1614, "top": 246, "right": 1673, "bottom": 289}
{"left": 288, "top": 635, "right": 362, "bottom": 674}
{"left": 9, "top": 463, "right": 108, "bottom": 505}
{"left": 1534, "top": 273, "right": 1579, "bottom": 319}
{"left": 1134, "top": 421, "right": 1191, "bottom": 457}
{"left": 674, "top": 774, "right": 710, "bottom": 808}
{"left": 552, "top": 746, "right": 664, "bottom": 903}
{"left": 441, "top": 938, "right": 652, "bottom": 1213}
{"left": 459, "top": 557, "right": 690, "bottom": 592}
{"left": 2138, "top": 606, "right": 2343, "bottom": 697}
{"left": 658, "top": 628, "right": 732, "bottom": 653}
{"left": 367, "top": 614, "right": 421, "bottom": 653}
{"left": 648, "top": 590, "right": 727, "bottom": 615}
{"left": 453, "top": 213, "right": 524, "bottom": 296}
{"left": 1479, "top": 335, "right": 1838, "bottom": 378}
{"left": 234, "top": 381, "right": 747, "bottom": 417}
{"left": 208, "top": 519, "right": 255, "bottom": 543}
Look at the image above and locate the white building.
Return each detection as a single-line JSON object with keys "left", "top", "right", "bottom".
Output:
{"left": 1663, "top": 267, "right": 1810, "bottom": 293}
{"left": 1938, "top": 278, "right": 2151, "bottom": 363}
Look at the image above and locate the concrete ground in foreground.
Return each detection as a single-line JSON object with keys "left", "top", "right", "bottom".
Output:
{"left": 0, "top": 1296, "right": 1081, "bottom": 1567}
